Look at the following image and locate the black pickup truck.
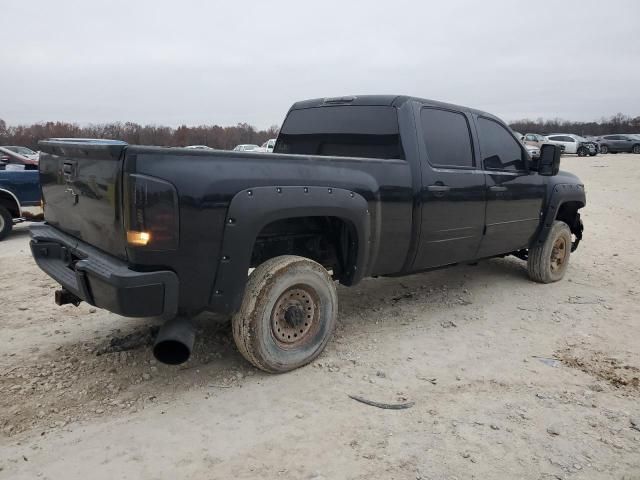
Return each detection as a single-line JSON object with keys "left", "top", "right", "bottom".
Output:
{"left": 30, "top": 95, "right": 585, "bottom": 372}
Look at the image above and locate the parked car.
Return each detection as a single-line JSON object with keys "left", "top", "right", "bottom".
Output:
{"left": 522, "top": 133, "right": 547, "bottom": 149}
{"left": 232, "top": 144, "right": 260, "bottom": 152}
{"left": 184, "top": 145, "right": 215, "bottom": 150}
{"left": 0, "top": 146, "right": 39, "bottom": 170}
{"left": 31, "top": 96, "right": 584, "bottom": 373}
{"left": 597, "top": 134, "right": 640, "bottom": 154}
{"left": 2, "top": 145, "right": 40, "bottom": 162}
{"left": 545, "top": 134, "right": 598, "bottom": 156}
{"left": 524, "top": 143, "right": 540, "bottom": 159}
{"left": 0, "top": 167, "right": 42, "bottom": 240}
{"left": 258, "top": 138, "right": 277, "bottom": 152}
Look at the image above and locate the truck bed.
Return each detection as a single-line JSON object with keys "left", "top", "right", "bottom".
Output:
{"left": 37, "top": 141, "right": 416, "bottom": 315}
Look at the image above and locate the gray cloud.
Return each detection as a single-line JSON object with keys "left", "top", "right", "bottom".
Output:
{"left": 2, "top": 0, "right": 639, "bottom": 128}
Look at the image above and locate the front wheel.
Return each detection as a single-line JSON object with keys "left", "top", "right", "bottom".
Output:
{"left": 0, "top": 206, "right": 13, "bottom": 241}
{"left": 600, "top": 145, "right": 608, "bottom": 154}
{"left": 633, "top": 144, "right": 640, "bottom": 154}
{"left": 527, "top": 221, "right": 572, "bottom": 283}
{"left": 232, "top": 255, "right": 338, "bottom": 373}
{"left": 577, "top": 147, "right": 588, "bottom": 157}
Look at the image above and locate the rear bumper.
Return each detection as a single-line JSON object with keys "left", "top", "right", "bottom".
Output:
{"left": 30, "top": 224, "right": 178, "bottom": 319}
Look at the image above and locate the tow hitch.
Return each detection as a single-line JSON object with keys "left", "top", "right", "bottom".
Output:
{"left": 55, "top": 288, "right": 82, "bottom": 307}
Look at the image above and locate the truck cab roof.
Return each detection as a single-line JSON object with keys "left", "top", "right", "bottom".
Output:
{"left": 289, "top": 95, "right": 495, "bottom": 120}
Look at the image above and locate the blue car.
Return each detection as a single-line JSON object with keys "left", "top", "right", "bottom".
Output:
{"left": 0, "top": 147, "right": 42, "bottom": 240}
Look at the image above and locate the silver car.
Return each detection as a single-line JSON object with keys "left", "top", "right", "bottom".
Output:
{"left": 2, "top": 146, "right": 39, "bottom": 162}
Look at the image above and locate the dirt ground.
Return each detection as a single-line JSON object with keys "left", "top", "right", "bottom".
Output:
{"left": 1, "top": 154, "right": 639, "bottom": 480}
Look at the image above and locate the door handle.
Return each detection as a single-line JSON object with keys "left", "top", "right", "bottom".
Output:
{"left": 427, "top": 184, "right": 450, "bottom": 197}
{"left": 489, "top": 186, "right": 507, "bottom": 192}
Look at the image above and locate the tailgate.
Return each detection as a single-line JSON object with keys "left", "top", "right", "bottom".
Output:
{"left": 38, "top": 139, "right": 128, "bottom": 259}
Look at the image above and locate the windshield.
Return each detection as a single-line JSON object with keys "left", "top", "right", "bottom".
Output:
{"left": 14, "top": 147, "right": 36, "bottom": 155}
{"left": 6, "top": 146, "right": 36, "bottom": 155}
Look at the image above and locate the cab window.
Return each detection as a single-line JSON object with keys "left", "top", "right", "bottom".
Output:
{"left": 477, "top": 117, "right": 527, "bottom": 172}
{"left": 275, "top": 106, "right": 404, "bottom": 160}
{"left": 420, "top": 108, "right": 474, "bottom": 168}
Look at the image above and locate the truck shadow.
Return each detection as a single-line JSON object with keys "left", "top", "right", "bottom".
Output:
{"left": 0, "top": 255, "right": 534, "bottom": 436}
{"left": 337, "top": 256, "right": 530, "bottom": 321}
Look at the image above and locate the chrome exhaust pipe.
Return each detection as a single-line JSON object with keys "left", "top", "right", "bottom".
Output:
{"left": 153, "top": 318, "right": 195, "bottom": 365}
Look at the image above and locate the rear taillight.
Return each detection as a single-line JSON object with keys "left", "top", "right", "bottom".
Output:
{"left": 124, "top": 174, "right": 179, "bottom": 250}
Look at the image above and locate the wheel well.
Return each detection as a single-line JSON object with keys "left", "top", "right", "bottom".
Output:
{"left": 0, "top": 191, "right": 20, "bottom": 218}
{"left": 250, "top": 216, "right": 358, "bottom": 283}
{"left": 556, "top": 201, "right": 583, "bottom": 236}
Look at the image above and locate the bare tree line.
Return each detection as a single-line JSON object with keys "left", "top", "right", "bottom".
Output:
{"left": 1, "top": 113, "right": 639, "bottom": 151}
{"left": 508, "top": 113, "right": 640, "bottom": 137}
{"left": 0, "top": 118, "right": 280, "bottom": 150}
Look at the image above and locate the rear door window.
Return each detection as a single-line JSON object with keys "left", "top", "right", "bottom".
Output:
{"left": 477, "top": 117, "right": 527, "bottom": 172}
{"left": 420, "top": 108, "right": 474, "bottom": 168}
{"left": 274, "top": 106, "right": 404, "bottom": 159}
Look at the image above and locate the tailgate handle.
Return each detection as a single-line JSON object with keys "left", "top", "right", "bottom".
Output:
{"left": 63, "top": 162, "right": 75, "bottom": 176}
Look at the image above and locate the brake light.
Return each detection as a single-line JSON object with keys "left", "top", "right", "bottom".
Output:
{"left": 124, "top": 174, "right": 179, "bottom": 250}
{"left": 126, "top": 230, "right": 151, "bottom": 246}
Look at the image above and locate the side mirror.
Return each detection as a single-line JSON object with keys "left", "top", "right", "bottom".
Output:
{"left": 538, "top": 144, "right": 561, "bottom": 176}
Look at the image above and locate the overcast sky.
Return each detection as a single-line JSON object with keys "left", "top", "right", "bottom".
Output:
{"left": 2, "top": 0, "right": 639, "bottom": 128}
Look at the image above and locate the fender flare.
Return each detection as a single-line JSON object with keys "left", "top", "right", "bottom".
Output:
{"left": 209, "top": 186, "right": 371, "bottom": 313}
{"left": 0, "top": 188, "right": 22, "bottom": 216}
{"left": 533, "top": 183, "right": 585, "bottom": 247}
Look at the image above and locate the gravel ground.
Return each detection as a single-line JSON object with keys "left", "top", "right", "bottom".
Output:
{"left": 1, "top": 154, "right": 639, "bottom": 479}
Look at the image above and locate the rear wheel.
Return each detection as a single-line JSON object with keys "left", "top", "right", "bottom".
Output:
{"left": 0, "top": 206, "right": 13, "bottom": 241}
{"left": 633, "top": 144, "right": 640, "bottom": 154}
{"left": 232, "top": 255, "right": 338, "bottom": 373}
{"left": 527, "top": 221, "right": 572, "bottom": 283}
{"left": 600, "top": 145, "right": 608, "bottom": 154}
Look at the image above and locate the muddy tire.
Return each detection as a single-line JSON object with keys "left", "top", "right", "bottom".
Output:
{"left": 527, "top": 221, "right": 572, "bottom": 283}
{"left": 232, "top": 255, "right": 338, "bottom": 373}
{"left": 0, "top": 206, "right": 13, "bottom": 241}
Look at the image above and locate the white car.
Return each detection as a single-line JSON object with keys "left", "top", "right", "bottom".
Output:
{"left": 260, "top": 138, "right": 277, "bottom": 153}
{"left": 232, "top": 144, "right": 260, "bottom": 152}
{"left": 545, "top": 134, "right": 598, "bottom": 157}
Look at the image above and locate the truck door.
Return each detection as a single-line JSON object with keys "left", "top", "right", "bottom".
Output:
{"left": 474, "top": 116, "right": 546, "bottom": 258}
{"left": 412, "top": 106, "right": 486, "bottom": 270}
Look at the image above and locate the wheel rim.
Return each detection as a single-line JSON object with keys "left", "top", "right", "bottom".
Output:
{"left": 634, "top": 145, "right": 640, "bottom": 154}
{"left": 550, "top": 237, "right": 567, "bottom": 273}
{"left": 0, "top": 214, "right": 5, "bottom": 232}
{"left": 271, "top": 285, "right": 320, "bottom": 347}
{"left": 601, "top": 146, "right": 607, "bottom": 154}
